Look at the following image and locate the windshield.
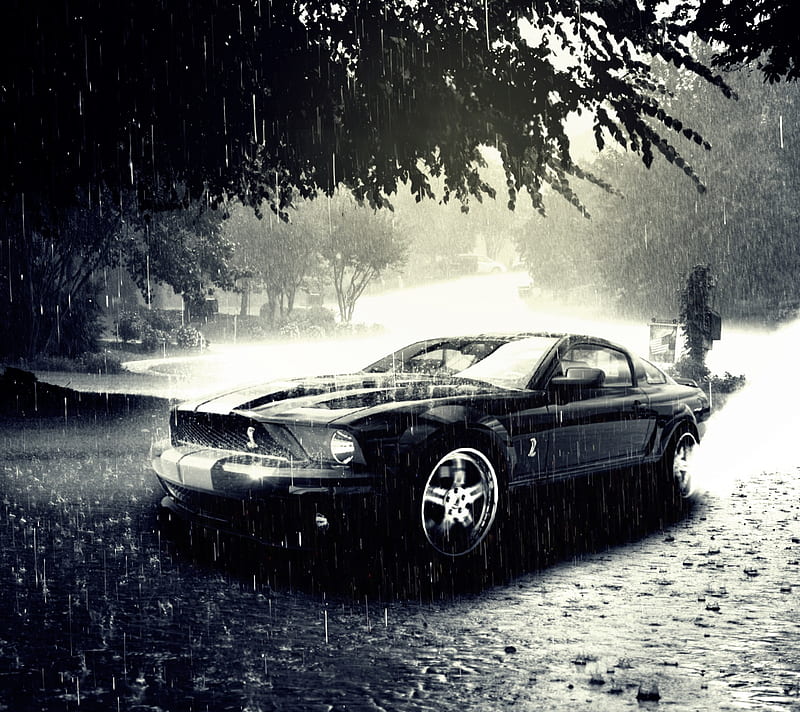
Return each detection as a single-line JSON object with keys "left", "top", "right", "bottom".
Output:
{"left": 455, "top": 336, "right": 558, "bottom": 389}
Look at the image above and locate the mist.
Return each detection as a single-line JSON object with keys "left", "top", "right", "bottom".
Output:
{"left": 691, "top": 318, "right": 800, "bottom": 495}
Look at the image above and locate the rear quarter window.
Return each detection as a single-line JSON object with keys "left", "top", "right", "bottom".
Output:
{"left": 642, "top": 358, "right": 668, "bottom": 385}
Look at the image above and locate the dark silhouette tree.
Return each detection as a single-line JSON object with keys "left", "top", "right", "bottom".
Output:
{"left": 683, "top": 1, "right": 799, "bottom": 82}
{"left": 0, "top": 191, "right": 117, "bottom": 359}
{"left": 2, "top": 0, "right": 740, "bottom": 219}
{"left": 678, "top": 264, "right": 716, "bottom": 381}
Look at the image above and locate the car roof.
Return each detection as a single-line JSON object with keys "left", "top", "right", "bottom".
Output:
{"left": 398, "top": 332, "right": 632, "bottom": 355}
{"left": 442, "top": 331, "right": 617, "bottom": 343}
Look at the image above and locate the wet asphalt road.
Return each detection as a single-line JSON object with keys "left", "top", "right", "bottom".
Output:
{"left": 0, "top": 403, "right": 799, "bottom": 711}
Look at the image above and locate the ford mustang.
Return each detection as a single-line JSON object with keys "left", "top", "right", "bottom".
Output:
{"left": 151, "top": 332, "right": 710, "bottom": 560}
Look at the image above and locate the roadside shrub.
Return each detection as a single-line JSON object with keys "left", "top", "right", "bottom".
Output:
{"left": 116, "top": 311, "right": 142, "bottom": 342}
{"left": 115, "top": 308, "right": 183, "bottom": 344}
{"left": 234, "top": 318, "right": 267, "bottom": 340}
{"left": 277, "top": 320, "right": 302, "bottom": 339}
{"left": 78, "top": 351, "right": 124, "bottom": 374}
{"left": 297, "top": 306, "right": 337, "bottom": 333}
{"left": 334, "top": 321, "right": 384, "bottom": 336}
{"left": 23, "top": 354, "right": 74, "bottom": 372}
{"left": 145, "top": 309, "right": 181, "bottom": 333}
{"left": 275, "top": 307, "right": 337, "bottom": 339}
{"left": 140, "top": 324, "right": 167, "bottom": 352}
{"left": 174, "top": 325, "right": 206, "bottom": 349}
{"left": 709, "top": 371, "right": 746, "bottom": 394}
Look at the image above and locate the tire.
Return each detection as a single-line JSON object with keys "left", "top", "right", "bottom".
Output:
{"left": 660, "top": 429, "right": 698, "bottom": 511}
{"left": 417, "top": 445, "right": 501, "bottom": 558}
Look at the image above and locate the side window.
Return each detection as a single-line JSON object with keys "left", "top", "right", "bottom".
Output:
{"left": 562, "top": 345, "right": 633, "bottom": 387}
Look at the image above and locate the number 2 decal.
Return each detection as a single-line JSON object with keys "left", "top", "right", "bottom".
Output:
{"left": 528, "top": 437, "right": 538, "bottom": 458}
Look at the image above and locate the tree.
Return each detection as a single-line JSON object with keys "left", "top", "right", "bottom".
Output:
{"left": 123, "top": 201, "right": 234, "bottom": 320}
{"left": 678, "top": 264, "right": 716, "bottom": 381}
{"left": 514, "top": 61, "right": 800, "bottom": 320}
{"left": 223, "top": 202, "right": 321, "bottom": 324}
{"left": 3, "top": 1, "right": 796, "bottom": 357}
{"left": 317, "top": 194, "right": 408, "bottom": 323}
{"left": 0, "top": 187, "right": 236, "bottom": 359}
{"left": 0, "top": 191, "right": 119, "bottom": 359}
{"left": 682, "top": 1, "right": 799, "bottom": 82}
{"left": 3, "top": 0, "right": 741, "bottom": 223}
{"left": 390, "top": 182, "right": 478, "bottom": 282}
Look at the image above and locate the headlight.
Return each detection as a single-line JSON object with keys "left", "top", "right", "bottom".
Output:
{"left": 330, "top": 430, "right": 357, "bottom": 464}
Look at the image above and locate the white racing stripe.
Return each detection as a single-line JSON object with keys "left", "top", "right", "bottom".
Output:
{"left": 178, "top": 450, "right": 217, "bottom": 490}
{"left": 153, "top": 446, "right": 186, "bottom": 482}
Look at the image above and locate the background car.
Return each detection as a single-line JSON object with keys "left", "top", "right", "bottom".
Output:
{"left": 152, "top": 333, "right": 710, "bottom": 562}
{"left": 454, "top": 253, "right": 507, "bottom": 274}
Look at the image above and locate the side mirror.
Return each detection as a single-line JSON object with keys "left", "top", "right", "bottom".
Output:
{"left": 549, "top": 366, "right": 605, "bottom": 389}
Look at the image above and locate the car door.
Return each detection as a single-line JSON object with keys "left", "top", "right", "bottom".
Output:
{"left": 545, "top": 343, "right": 655, "bottom": 475}
{"left": 501, "top": 392, "right": 554, "bottom": 484}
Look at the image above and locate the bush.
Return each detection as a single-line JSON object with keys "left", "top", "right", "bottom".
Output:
{"left": 145, "top": 309, "right": 181, "bottom": 333}
{"left": 709, "top": 371, "right": 746, "bottom": 394}
{"left": 234, "top": 318, "right": 267, "bottom": 340}
{"left": 277, "top": 320, "right": 302, "bottom": 339}
{"left": 115, "top": 308, "right": 183, "bottom": 343}
{"left": 274, "top": 307, "right": 337, "bottom": 339}
{"left": 334, "top": 320, "right": 384, "bottom": 336}
{"left": 174, "top": 325, "right": 206, "bottom": 349}
{"left": 116, "top": 311, "right": 142, "bottom": 342}
{"left": 78, "top": 351, "right": 125, "bottom": 374}
{"left": 140, "top": 324, "right": 167, "bottom": 352}
{"left": 297, "top": 306, "right": 337, "bottom": 332}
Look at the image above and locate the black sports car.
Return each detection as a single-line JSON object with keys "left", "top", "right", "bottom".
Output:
{"left": 152, "top": 332, "right": 710, "bottom": 559}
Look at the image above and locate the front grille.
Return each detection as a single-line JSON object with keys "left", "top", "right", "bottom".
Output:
{"left": 173, "top": 411, "right": 304, "bottom": 459}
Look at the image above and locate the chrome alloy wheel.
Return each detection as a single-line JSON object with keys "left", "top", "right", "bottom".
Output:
{"left": 420, "top": 447, "right": 499, "bottom": 557}
{"left": 672, "top": 431, "right": 698, "bottom": 498}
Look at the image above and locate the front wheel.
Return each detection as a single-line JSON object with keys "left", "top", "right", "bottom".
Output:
{"left": 420, "top": 447, "right": 500, "bottom": 558}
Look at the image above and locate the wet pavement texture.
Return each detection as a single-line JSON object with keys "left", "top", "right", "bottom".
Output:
{"left": 1, "top": 407, "right": 799, "bottom": 711}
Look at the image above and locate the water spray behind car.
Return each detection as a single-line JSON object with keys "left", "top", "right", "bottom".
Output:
{"left": 689, "top": 318, "right": 800, "bottom": 495}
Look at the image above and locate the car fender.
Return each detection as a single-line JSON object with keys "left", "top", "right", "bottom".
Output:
{"left": 397, "top": 405, "right": 516, "bottom": 475}
{"left": 655, "top": 406, "right": 699, "bottom": 461}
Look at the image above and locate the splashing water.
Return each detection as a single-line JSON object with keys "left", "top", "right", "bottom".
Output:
{"left": 691, "top": 318, "right": 800, "bottom": 496}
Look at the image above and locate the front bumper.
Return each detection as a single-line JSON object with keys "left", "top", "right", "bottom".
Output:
{"left": 152, "top": 441, "right": 378, "bottom": 495}
{"left": 152, "top": 441, "right": 383, "bottom": 551}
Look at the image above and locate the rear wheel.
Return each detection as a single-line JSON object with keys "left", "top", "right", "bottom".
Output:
{"left": 668, "top": 430, "right": 697, "bottom": 499}
{"left": 656, "top": 429, "right": 698, "bottom": 518}
{"left": 419, "top": 446, "right": 500, "bottom": 558}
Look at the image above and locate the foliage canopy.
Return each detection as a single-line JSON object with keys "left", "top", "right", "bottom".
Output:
{"left": 3, "top": 0, "right": 747, "bottom": 222}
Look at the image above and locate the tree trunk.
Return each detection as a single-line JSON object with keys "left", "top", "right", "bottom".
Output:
{"left": 239, "top": 285, "right": 250, "bottom": 317}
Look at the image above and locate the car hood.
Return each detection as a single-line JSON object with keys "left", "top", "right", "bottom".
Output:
{"left": 178, "top": 372, "right": 509, "bottom": 425}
